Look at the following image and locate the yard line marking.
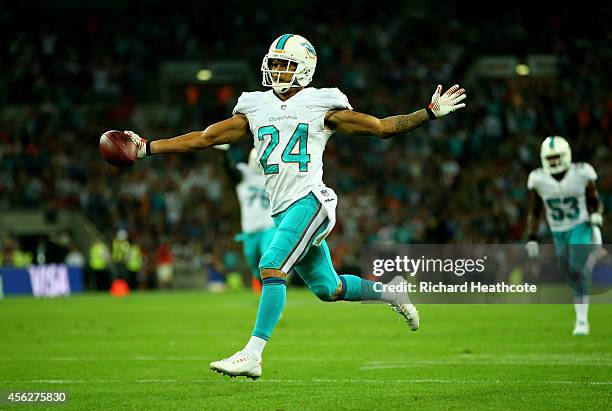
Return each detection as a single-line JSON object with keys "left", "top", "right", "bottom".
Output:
{"left": 3, "top": 353, "right": 611, "bottom": 368}
{"left": 362, "top": 354, "right": 612, "bottom": 368}
{"left": 0, "top": 355, "right": 357, "bottom": 364}
{"left": 361, "top": 361, "right": 612, "bottom": 369}
{"left": 1, "top": 379, "right": 611, "bottom": 385}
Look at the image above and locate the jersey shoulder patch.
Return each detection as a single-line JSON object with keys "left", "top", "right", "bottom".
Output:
{"left": 527, "top": 168, "right": 546, "bottom": 190}
{"left": 232, "top": 91, "right": 268, "bottom": 116}
{"left": 574, "top": 162, "right": 597, "bottom": 181}
{"left": 306, "top": 87, "right": 353, "bottom": 111}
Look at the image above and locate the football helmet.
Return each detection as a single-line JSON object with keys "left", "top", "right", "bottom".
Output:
{"left": 540, "top": 136, "right": 571, "bottom": 175}
{"left": 261, "top": 34, "right": 317, "bottom": 94}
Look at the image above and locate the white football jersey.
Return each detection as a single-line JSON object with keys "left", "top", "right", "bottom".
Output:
{"left": 235, "top": 163, "right": 275, "bottom": 233}
{"left": 233, "top": 88, "right": 352, "bottom": 214}
{"left": 527, "top": 163, "right": 597, "bottom": 232}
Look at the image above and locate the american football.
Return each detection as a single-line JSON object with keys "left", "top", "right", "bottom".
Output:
{"left": 99, "top": 130, "right": 137, "bottom": 167}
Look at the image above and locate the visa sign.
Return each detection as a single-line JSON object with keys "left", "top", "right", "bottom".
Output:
{"left": 28, "top": 264, "right": 71, "bottom": 297}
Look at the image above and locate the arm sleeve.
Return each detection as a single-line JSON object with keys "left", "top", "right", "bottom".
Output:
{"left": 527, "top": 171, "right": 538, "bottom": 191}
{"left": 232, "top": 92, "right": 252, "bottom": 116}
{"left": 312, "top": 88, "right": 353, "bottom": 111}
{"left": 327, "top": 88, "right": 353, "bottom": 110}
{"left": 329, "top": 88, "right": 352, "bottom": 110}
{"left": 581, "top": 163, "right": 598, "bottom": 181}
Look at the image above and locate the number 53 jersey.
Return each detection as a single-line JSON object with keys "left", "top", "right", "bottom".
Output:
{"left": 527, "top": 163, "right": 597, "bottom": 233}
{"left": 233, "top": 88, "right": 352, "bottom": 215}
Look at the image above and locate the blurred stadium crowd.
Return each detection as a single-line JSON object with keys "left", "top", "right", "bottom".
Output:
{"left": 1, "top": 2, "right": 610, "bottom": 285}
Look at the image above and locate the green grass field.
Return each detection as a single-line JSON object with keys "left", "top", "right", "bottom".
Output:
{"left": 1, "top": 289, "right": 611, "bottom": 410}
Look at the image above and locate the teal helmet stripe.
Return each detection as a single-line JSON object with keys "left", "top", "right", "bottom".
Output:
{"left": 275, "top": 34, "right": 293, "bottom": 50}
{"left": 549, "top": 136, "right": 555, "bottom": 149}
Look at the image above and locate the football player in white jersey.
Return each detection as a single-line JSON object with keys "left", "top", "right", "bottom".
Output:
{"left": 525, "top": 136, "right": 604, "bottom": 336}
{"left": 124, "top": 34, "right": 467, "bottom": 378}
{"left": 217, "top": 146, "right": 276, "bottom": 292}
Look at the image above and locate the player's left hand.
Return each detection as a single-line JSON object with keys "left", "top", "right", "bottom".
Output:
{"left": 590, "top": 212, "right": 603, "bottom": 227}
{"left": 428, "top": 84, "right": 467, "bottom": 118}
{"left": 124, "top": 130, "right": 148, "bottom": 159}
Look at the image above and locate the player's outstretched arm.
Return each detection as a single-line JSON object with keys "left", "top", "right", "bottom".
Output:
{"left": 325, "top": 85, "right": 466, "bottom": 138}
{"left": 525, "top": 190, "right": 544, "bottom": 241}
{"left": 125, "top": 114, "right": 250, "bottom": 159}
{"left": 525, "top": 189, "right": 544, "bottom": 258}
{"left": 586, "top": 180, "right": 604, "bottom": 226}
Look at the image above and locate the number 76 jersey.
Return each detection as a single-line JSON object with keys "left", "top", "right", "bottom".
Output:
{"left": 233, "top": 88, "right": 352, "bottom": 215}
{"left": 527, "top": 163, "right": 597, "bottom": 233}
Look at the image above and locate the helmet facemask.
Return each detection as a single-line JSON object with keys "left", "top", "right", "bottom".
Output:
{"left": 540, "top": 136, "right": 571, "bottom": 175}
{"left": 261, "top": 56, "right": 304, "bottom": 94}
{"left": 544, "top": 154, "right": 561, "bottom": 172}
{"left": 261, "top": 34, "right": 317, "bottom": 94}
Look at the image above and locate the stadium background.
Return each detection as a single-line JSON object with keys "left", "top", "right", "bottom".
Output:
{"left": 1, "top": 0, "right": 611, "bottom": 289}
{"left": 2, "top": 2, "right": 612, "bottom": 409}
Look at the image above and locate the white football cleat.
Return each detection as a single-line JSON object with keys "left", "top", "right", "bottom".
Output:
{"left": 391, "top": 302, "right": 420, "bottom": 331}
{"left": 210, "top": 350, "right": 262, "bottom": 379}
{"left": 572, "top": 321, "right": 589, "bottom": 336}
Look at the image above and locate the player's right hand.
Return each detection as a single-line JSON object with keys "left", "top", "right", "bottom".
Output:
{"left": 124, "top": 130, "right": 147, "bottom": 159}
{"left": 525, "top": 241, "right": 539, "bottom": 258}
{"left": 428, "top": 84, "right": 467, "bottom": 118}
{"left": 590, "top": 212, "right": 603, "bottom": 227}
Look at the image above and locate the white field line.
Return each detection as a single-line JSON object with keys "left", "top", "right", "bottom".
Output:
{"left": 0, "top": 378, "right": 611, "bottom": 385}
{"left": 362, "top": 353, "right": 612, "bottom": 368}
{"left": 0, "top": 356, "right": 355, "bottom": 363}
{"left": 1, "top": 353, "right": 611, "bottom": 367}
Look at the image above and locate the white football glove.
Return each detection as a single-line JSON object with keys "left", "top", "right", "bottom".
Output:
{"left": 124, "top": 130, "right": 147, "bottom": 159}
{"left": 525, "top": 241, "right": 539, "bottom": 259}
{"left": 428, "top": 84, "right": 467, "bottom": 118}
{"left": 590, "top": 212, "right": 603, "bottom": 227}
{"left": 213, "top": 144, "right": 230, "bottom": 151}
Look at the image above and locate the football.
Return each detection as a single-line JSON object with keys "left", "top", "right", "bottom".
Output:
{"left": 99, "top": 130, "right": 137, "bottom": 167}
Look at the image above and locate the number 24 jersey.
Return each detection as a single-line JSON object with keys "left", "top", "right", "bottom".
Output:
{"left": 233, "top": 87, "right": 352, "bottom": 215}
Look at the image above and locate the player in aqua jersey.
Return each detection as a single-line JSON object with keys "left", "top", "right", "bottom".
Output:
{"left": 124, "top": 34, "right": 467, "bottom": 378}
{"left": 525, "top": 136, "right": 604, "bottom": 336}
{"left": 217, "top": 146, "right": 276, "bottom": 290}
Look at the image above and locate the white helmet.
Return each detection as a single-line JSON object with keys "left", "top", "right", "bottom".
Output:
{"left": 116, "top": 229, "right": 128, "bottom": 241}
{"left": 540, "top": 136, "right": 572, "bottom": 175}
{"left": 248, "top": 148, "right": 262, "bottom": 174}
{"left": 261, "top": 34, "right": 317, "bottom": 94}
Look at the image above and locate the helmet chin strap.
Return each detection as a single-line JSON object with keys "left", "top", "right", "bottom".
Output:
{"left": 272, "top": 84, "right": 292, "bottom": 94}
{"left": 270, "top": 68, "right": 304, "bottom": 94}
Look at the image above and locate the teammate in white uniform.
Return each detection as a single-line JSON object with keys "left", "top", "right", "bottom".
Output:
{"left": 525, "top": 136, "right": 604, "bottom": 336}
{"left": 218, "top": 146, "right": 275, "bottom": 290}
{"left": 124, "top": 33, "right": 467, "bottom": 378}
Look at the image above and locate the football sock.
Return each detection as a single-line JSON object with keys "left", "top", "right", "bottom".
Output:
{"left": 251, "top": 277, "right": 286, "bottom": 343}
{"left": 574, "top": 295, "right": 590, "bottom": 323}
{"left": 338, "top": 274, "right": 407, "bottom": 303}
{"left": 339, "top": 274, "right": 402, "bottom": 303}
{"left": 244, "top": 336, "right": 267, "bottom": 358}
{"left": 338, "top": 275, "right": 370, "bottom": 300}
